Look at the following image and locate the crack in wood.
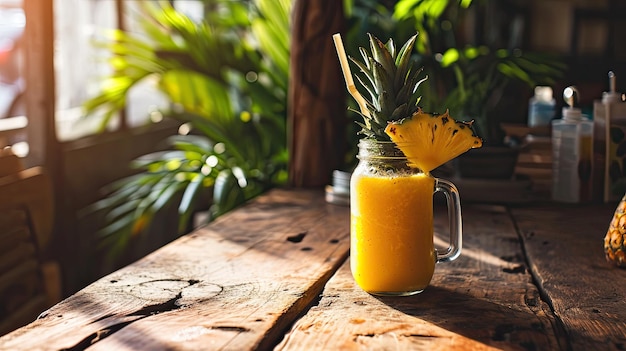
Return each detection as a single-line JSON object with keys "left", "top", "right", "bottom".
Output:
{"left": 525, "top": 292, "right": 539, "bottom": 308}
{"left": 62, "top": 295, "right": 184, "bottom": 351}
{"left": 209, "top": 326, "right": 251, "bottom": 333}
{"left": 354, "top": 332, "right": 439, "bottom": 340}
{"left": 287, "top": 232, "right": 307, "bottom": 243}
{"left": 91, "top": 313, "right": 116, "bottom": 324}
{"left": 129, "top": 292, "right": 184, "bottom": 317}
{"left": 500, "top": 253, "right": 524, "bottom": 263}
{"left": 503, "top": 264, "right": 526, "bottom": 274}
{"left": 508, "top": 208, "right": 572, "bottom": 351}
{"left": 61, "top": 280, "right": 201, "bottom": 351}
{"left": 60, "top": 320, "right": 135, "bottom": 351}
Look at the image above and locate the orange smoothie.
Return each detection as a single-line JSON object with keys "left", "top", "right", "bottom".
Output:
{"left": 350, "top": 172, "right": 436, "bottom": 294}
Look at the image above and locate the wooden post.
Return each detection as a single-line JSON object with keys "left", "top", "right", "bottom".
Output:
{"left": 22, "top": 0, "right": 67, "bottom": 293}
{"left": 22, "top": 0, "right": 59, "bottom": 172}
{"left": 288, "top": 0, "right": 347, "bottom": 188}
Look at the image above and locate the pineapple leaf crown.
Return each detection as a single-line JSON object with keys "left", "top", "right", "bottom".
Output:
{"left": 349, "top": 33, "right": 427, "bottom": 140}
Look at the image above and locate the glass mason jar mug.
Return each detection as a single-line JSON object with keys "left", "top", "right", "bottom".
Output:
{"left": 350, "top": 139, "right": 462, "bottom": 296}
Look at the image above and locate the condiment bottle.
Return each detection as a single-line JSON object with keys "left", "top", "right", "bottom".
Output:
{"left": 528, "top": 86, "right": 556, "bottom": 129}
{"left": 551, "top": 86, "right": 593, "bottom": 203}
{"left": 593, "top": 71, "right": 626, "bottom": 202}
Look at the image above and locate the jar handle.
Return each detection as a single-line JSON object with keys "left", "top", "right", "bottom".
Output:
{"left": 434, "top": 178, "right": 462, "bottom": 263}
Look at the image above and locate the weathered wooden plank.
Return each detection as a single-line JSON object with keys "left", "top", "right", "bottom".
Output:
{"left": 0, "top": 189, "right": 350, "bottom": 351}
{"left": 512, "top": 204, "right": 626, "bottom": 351}
{"left": 276, "top": 205, "right": 563, "bottom": 351}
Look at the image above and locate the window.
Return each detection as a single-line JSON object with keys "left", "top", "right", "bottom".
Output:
{"left": 0, "top": 0, "right": 26, "bottom": 152}
{"left": 54, "top": 0, "right": 171, "bottom": 141}
{"left": 2, "top": 0, "right": 186, "bottom": 154}
{"left": 0, "top": 0, "right": 24, "bottom": 119}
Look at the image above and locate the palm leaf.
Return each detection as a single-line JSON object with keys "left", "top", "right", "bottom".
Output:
{"left": 83, "top": 0, "right": 291, "bottom": 262}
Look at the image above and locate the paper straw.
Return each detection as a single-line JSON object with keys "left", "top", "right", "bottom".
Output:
{"left": 332, "top": 33, "right": 370, "bottom": 117}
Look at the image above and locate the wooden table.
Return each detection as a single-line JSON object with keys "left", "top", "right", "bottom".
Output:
{"left": 1, "top": 188, "right": 625, "bottom": 350}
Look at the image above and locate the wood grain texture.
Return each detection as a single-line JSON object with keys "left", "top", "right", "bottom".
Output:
{"left": 0, "top": 189, "right": 350, "bottom": 351}
{"left": 5, "top": 188, "right": 623, "bottom": 351}
{"left": 512, "top": 204, "right": 626, "bottom": 351}
{"left": 288, "top": 0, "right": 346, "bottom": 187}
{"left": 277, "top": 205, "right": 562, "bottom": 351}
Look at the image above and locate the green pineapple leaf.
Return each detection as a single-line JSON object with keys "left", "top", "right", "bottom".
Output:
{"left": 347, "top": 32, "right": 426, "bottom": 140}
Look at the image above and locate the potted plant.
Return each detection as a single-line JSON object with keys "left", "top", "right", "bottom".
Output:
{"left": 82, "top": 0, "right": 291, "bottom": 263}
{"left": 345, "top": 0, "right": 566, "bottom": 179}
{"left": 431, "top": 46, "right": 563, "bottom": 179}
{"left": 396, "top": 0, "right": 565, "bottom": 178}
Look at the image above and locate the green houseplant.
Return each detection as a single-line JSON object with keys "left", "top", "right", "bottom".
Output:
{"left": 391, "top": 0, "right": 565, "bottom": 143}
{"left": 83, "top": 0, "right": 291, "bottom": 259}
{"left": 344, "top": 0, "right": 565, "bottom": 179}
{"left": 393, "top": 0, "right": 565, "bottom": 179}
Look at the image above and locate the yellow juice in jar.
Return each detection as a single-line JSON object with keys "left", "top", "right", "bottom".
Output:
{"left": 350, "top": 172, "right": 436, "bottom": 294}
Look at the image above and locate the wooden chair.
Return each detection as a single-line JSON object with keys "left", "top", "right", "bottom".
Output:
{"left": 0, "top": 147, "right": 24, "bottom": 178}
{"left": 0, "top": 147, "right": 61, "bottom": 336}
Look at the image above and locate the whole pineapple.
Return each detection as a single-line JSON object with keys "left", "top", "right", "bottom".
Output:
{"left": 350, "top": 33, "right": 426, "bottom": 140}
{"left": 605, "top": 194, "right": 626, "bottom": 268}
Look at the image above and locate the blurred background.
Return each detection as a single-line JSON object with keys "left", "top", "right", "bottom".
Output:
{"left": 1, "top": 0, "right": 624, "bottom": 304}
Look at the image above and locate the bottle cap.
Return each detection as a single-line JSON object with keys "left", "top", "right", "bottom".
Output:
{"left": 602, "top": 71, "right": 621, "bottom": 103}
{"left": 562, "top": 106, "right": 583, "bottom": 120}
{"left": 562, "top": 86, "right": 583, "bottom": 121}
{"left": 534, "top": 86, "right": 553, "bottom": 102}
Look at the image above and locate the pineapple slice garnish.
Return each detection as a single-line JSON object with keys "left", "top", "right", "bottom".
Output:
{"left": 384, "top": 108, "right": 483, "bottom": 173}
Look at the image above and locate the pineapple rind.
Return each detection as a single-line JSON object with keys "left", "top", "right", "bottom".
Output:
{"left": 604, "top": 195, "right": 626, "bottom": 268}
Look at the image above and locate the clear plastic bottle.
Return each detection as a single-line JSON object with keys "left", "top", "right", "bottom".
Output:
{"left": 528, "top": 86, "right": 556, "bottom": 128}
{"left": 593, "top": 71, "right": 626, "bottom": 202}
{"left": 551, "top": 87, "right": 593, "bottom": 203}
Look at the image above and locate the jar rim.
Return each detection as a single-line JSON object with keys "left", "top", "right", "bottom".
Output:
{"left": 357, "top": 139, "right": 396, "bottom": 145}
{"left": 357, "top": 138, "right": 407, "bottom": 160}
{"left": 357, "top": 138, "right": 417, "bottom": 147}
